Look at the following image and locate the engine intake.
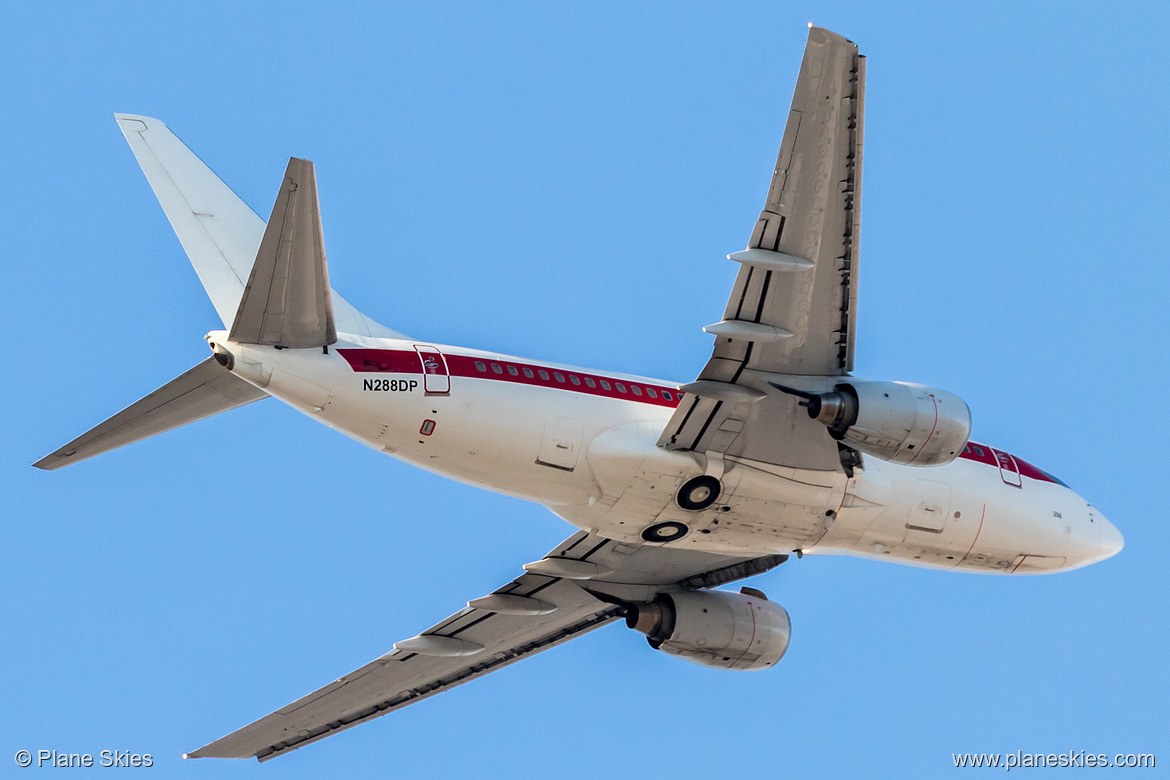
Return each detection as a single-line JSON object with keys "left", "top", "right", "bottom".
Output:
{"left": 627, "top": 589, "right": 791, "bottom": 671}
{"left": 797, "top": 379, "right": 971, "bottom": 466}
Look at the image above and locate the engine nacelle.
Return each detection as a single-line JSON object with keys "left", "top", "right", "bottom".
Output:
{"left": 804, "top": 379, "right": 971, "bottom": 466}
{"left": 626, "top": 589, "right": 791, "bottom": 671}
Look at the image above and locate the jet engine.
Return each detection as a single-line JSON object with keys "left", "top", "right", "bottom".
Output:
{"left": 626, "top": 589, "right": 791, "bottom": 671}
{"left": 786, "top": 379, "right": 971, "bottom": 466}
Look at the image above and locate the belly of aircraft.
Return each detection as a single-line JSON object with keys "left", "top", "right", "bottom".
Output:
{"left": 247, "top": 342, "right": 1086, "bottom": 573}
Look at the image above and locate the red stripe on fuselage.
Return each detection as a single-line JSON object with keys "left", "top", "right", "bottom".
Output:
{"left": 957, "top": 442, "right": 1060, "bottom": 485}
{"left": 338, "top": 348, "right": 423, "bottom": 374}
{"left": 337, "top": 348, "right": 1066, "bottom": 481}
{"left": 337, "top": 348, "right": 682, "bottom": 408}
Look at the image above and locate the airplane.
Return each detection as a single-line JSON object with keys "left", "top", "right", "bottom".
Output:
{"left": 35, "top": 26, "right": 1122, "bottom": 762}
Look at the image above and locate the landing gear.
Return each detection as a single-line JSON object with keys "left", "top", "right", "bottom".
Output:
{"left": 642, "top": 521, "right": 690, "bottom": 543}
{"left": 676, "top": 475, "right": 721, "bottom": 511}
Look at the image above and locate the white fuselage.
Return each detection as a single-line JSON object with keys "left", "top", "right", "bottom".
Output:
{"left": 213, "top": 331, "right": 1122, "bottom": 575}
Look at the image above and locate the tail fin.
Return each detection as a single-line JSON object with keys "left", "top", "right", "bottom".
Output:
{"left": 33, "top": 359, "right": 266, "bottom": 470}
{"left": 114, "top": 114, "right": 402, "bottom": 339}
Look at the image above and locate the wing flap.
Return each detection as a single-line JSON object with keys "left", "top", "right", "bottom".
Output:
{"left": 658, "top": 380, "right": 844, "bottom": 471}
{"left": 33, "top": 358, "right": 266, "bottom": 470}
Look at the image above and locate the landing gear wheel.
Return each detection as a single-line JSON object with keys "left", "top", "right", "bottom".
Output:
{"left": 676, "top": 475, "right": 721, "bottom": 511}
{"left": 642, "top": 521, "right": 690, "bottom": 543}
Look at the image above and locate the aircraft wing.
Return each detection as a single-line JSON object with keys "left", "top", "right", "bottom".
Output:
{"left": 659, "top": 27, "right": 865, "bottom": 472}
{"left": 188, "top": 532, "right": 786, "bottom": 761}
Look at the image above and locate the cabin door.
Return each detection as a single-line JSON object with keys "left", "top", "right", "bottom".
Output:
{"left": 414, "top": 345, "right": 450, "bottom": 394}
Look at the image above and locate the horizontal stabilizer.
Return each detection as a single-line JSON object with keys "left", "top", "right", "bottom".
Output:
{"left": 229, "top": 158, "right": 336, "bottom": 348}
{"left": 34, "top": 358, "right": 266, "bottom": 470}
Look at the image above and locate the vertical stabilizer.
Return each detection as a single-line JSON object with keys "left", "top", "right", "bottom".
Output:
{"left": 114, "top": 114, "right": 403, "bottom": 339}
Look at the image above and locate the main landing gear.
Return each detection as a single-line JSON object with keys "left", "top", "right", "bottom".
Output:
{"left": 641, "top": 521, "right": 690, "bottom": 543}
{"left": 640, "top": 476, "right": 723, "bottom": 543}
{"left": 675, "top": 475, "right": 721, "bottom": 511}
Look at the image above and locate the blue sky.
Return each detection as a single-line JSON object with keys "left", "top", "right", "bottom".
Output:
{"left": 3, "top": 2, "right": 1167, "bottom": 777}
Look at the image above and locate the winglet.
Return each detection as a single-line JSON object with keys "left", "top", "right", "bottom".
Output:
{"left": 229, "top": 158, "right": 337, "bottom": 348}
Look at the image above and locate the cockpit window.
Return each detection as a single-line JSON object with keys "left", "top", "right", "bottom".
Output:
{"left": 1036, "top": 468, "right": 1069, "bottom": 488}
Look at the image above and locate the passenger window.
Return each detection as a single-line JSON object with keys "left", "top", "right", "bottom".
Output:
{"left": 522, "top": 367, "right": 534, "bottom": 378}
{"left": 600, "top": 380, "right": 611, "bottom": 391}
{"left": 631, "top": 385, "right": 643, "bottom": 396}
{"left": 554, "top": 372, "right": 565, "bottom": 383}
{"left": 491, "top": 363, "right": 503, "bottom": 374}
{"left": 507, "top": 365, "right": 519, "bottom": 376}
{"left": 475, "top": 361, "right": 487, "bottom": 372}
{"left": 647, "top": 388, "right": 657, "bottom": 398}
{"left": 662, "top": 391, "right": 673, "bottom": 400}
{"left": 570, "top": 375, "right": 581, "bottom": 386}
{"left": 584, "top": 377, "right": 596, "bottom": 388}
{"left": 538, "top": 370, "right": 550, "bottom": 381}
{"left": 615, "top": 382, "right": 626, "bottom": 393}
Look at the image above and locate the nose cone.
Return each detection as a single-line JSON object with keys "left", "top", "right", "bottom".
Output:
{"left": 1098, "top": 519, "right": 1124, "bottom": 560}
{"left": 1092, "top": 507, "right": 1124, "bottom": 562}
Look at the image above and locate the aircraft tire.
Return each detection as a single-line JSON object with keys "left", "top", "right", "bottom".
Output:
{"left": 676, "top": 475, "right": 721, "bottom": 511}
{"left": 641, "top": 521, "right": 690, "bottom": 543}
